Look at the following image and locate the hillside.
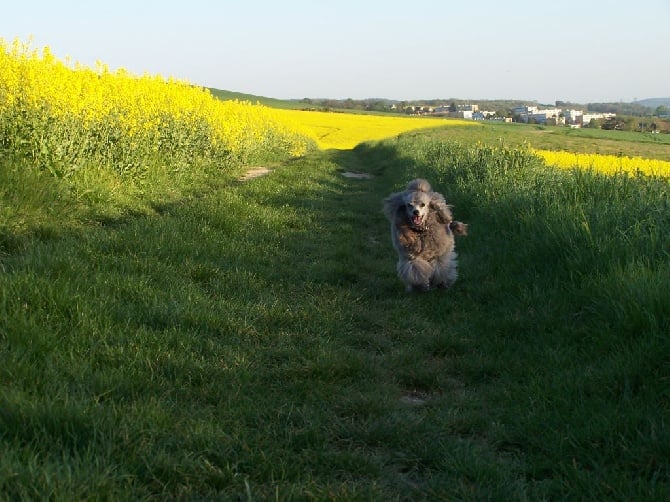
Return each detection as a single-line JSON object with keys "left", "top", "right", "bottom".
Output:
{"left": 206, "top": 88, "right": 305, "bottom": 109}
{"left": 634, "top": 97, "right": 670, "bottom": 108}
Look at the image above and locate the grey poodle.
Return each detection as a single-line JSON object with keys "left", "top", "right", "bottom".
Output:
{"left": 383, "top": 179, "right": 467, "bottom": 292}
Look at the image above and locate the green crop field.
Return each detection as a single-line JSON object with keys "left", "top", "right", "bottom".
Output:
{"left": 406, "top": 121, "right": 670, "bottom": 161}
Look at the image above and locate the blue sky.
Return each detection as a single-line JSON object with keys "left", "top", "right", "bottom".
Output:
{"left": 3, "top": 0, "right": 669, "bottom": 104}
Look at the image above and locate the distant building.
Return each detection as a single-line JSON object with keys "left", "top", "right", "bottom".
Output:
{"left": 563, "top": 109, "right": 583, "bottom": 125}
{"left": 457, "top": 104, "right": 479, "bottom": 112}
{"left": 582, "top": 112, "right": 616, "bottom": 125}
{"left": 414, "top": 102, "right": 622, "bottom": 127}
{"left": 404, "top": 105, "right": 434, "bottom": 115}
{"left": 513, "top": 106, "right": 561, "bottom": 124}
{"left": 513, "top": 106, "right": 538, "bottom": 116}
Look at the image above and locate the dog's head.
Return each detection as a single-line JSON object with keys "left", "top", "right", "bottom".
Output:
{"left": 403, "top": 189, "right": 432, "bottom": 229}
{"left": 383, "top": 178, "right": 455, "bottom": 231}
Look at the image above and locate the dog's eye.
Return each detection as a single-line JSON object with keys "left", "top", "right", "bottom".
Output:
{"left": 420, "top": 203, "right": 425, "bottom": 208}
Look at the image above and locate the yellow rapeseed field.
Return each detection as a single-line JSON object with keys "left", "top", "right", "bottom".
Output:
{"left": 534, "top": 149, "right": 670, "bottom": 178}
{"left": 0, "top": 38, "right": 312, "bottom": 175}
{"left": 275, "top": 109, "right": 473, "bottom": 150}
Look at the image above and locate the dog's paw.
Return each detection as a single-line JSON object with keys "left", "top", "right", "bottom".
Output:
{"left": 406, "top": 283, "right": 430, "bottom": 293}
{"left": 449, "top": 221, "right": 468, "bottom": 236}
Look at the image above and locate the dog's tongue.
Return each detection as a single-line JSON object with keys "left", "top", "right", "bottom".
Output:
{"left": 412, "top": 215, "right": 422, "bottom": 226}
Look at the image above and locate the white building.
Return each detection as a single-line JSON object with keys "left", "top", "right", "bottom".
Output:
{"left": 514, "top": 106, "right": 561, "bottom": 124}
{"left": 582, "top": 112, "right": 616, "bottom": 125}
{"left": 513, "top": 106, "right": 538, "bottom": 116}
{"left": 530, "top": 108, "right": 561, "bottom": 124}
{"left": 563, "top": 109, "right": 583, "bottom": 125}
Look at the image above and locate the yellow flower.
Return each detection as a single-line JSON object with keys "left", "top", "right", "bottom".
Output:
{"left": 534, "top": 149, "right": 670, "bottom": 178}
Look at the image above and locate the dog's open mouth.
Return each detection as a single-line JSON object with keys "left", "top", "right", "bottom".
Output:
{"left": 412, "top": 215, "right": 423, "bottom": 227}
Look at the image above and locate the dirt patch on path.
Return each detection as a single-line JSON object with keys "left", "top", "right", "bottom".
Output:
{"left": 341, "top": 171, "right": 373, "bottom": 179}
{"left": 238, "top": 167, "right": 272, "bottom": 181}
{"left": 240, "top": 168, "right": 373, "bottom": 182}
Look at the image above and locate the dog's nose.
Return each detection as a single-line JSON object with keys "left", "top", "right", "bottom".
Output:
{"left": 413, "top": 209, "right": 420, "bottom": 215}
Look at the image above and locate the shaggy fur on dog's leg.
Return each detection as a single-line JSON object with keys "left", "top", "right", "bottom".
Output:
{"left": 397, "top": 258, "right": 433, "bottom": 292}
{"left": 431, "top": 251, "right": 459, "bottom": 288}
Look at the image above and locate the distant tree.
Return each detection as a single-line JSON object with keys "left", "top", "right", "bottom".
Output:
{"left": 367, "top": 100, "right": 389, "bottom": 112}
{"left": 588, "top": 102, "right": 652, "bottom": 116}
{"left": 655, "top": 105, "right": 669, "bottom": 116}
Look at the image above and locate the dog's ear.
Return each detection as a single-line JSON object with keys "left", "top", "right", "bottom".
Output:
{"left": 383, "top": 192, "right": 406, "bottom": 223}
{"left": 429, "top": 192, "right": 453, "bottom": 224}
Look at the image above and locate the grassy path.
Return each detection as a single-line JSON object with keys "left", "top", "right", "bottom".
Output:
{"left": 1, "top": 149, "right": 479, "bottom": 499}
{"left": 1, "top": 143, "right": 668, "bottom": 499}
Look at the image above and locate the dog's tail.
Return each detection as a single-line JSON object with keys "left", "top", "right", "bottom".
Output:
{"left": 406, "top": 178, "right": 431, "bottom": 193}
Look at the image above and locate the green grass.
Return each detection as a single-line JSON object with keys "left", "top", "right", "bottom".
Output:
{"left": 1, "top": 125, "right": 669, "bottom": 499}
{"left": 411, "top": 121, "right": 670, "bottom": 161}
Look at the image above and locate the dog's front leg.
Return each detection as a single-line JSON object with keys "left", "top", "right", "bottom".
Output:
{"left": 449, "top": 220, "right": 468, "bottom": 236}
{"left": 397, "top": 258, "right": 432, "bottom": 292}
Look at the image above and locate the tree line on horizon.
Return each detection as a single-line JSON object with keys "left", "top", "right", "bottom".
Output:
{"left": 299, "top": 97, "right": 669, "bottom": 118}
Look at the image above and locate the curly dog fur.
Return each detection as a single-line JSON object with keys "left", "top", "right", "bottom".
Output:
{"left": 383, "top": 179, "right": 467, "bottom": 292}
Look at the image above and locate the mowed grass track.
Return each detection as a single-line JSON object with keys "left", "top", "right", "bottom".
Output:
{"left": 3, "top": 150, "right": 486, "bottom": 499}
{"left": 2, "top": 134, "right": 669, "bottom": 499}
